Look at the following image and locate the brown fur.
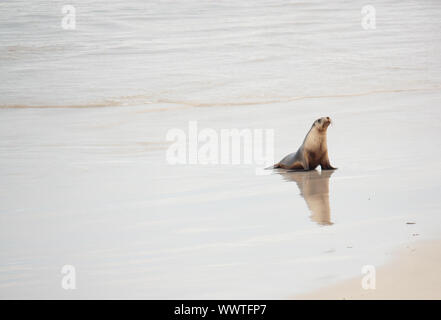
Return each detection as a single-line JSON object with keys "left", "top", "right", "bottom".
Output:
{"left": 274, "top": 117, "right": 336, "bottom": 171}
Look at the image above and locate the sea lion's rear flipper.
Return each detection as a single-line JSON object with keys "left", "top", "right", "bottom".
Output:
{"left": 287, "top": 161, "right": 306, "bottom": 170}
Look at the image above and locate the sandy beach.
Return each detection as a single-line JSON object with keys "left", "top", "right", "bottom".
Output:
{"left": 296, "top": 240, "right": 441, "bottom": 300}
{"left": 1, "top": 89, "right": 441, "bottom": 299}
{"left": 1, "top": 1, "right": 441, "bottom": 299}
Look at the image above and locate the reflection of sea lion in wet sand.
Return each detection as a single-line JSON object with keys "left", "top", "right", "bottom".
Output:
{"left": 271, "top": 117, "right": 336, "bottom": 170}
{"left": 280, "top": 170, "right": 334, "bottom": 225}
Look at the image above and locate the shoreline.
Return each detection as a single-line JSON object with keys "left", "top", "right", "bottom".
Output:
{"left": 294, "top": 239, "right": 441, "bottom": 300}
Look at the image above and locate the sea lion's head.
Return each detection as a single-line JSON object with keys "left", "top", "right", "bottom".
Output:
{"left": 313, "top": 117, "right": 332, "bottom": 132}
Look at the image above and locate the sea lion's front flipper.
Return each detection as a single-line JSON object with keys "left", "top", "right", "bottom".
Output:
{"left": 320, "top": 156, "right": 336, "bottom": 170}
{"left": 321, "top": 164, "right": 337, "bottom": 170}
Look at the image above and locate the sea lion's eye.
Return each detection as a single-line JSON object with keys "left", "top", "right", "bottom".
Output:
{"left": 318, "top": 119, "right": 322, "bottom": 123}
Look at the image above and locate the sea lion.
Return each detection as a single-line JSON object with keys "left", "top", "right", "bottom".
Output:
{"left": 272, "top": 117, "right": 336, "bottom": 170}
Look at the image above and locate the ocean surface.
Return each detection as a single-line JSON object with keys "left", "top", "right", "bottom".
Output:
{"left": 2, "top": 0, "right": 441, "bottom": 108}
{"left": 1, "top": 0, "right": 441, "bottom": 298}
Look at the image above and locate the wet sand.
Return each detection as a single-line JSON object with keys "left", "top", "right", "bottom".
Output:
{"left": 1, "top": 89, "right": 441, "bottom": 299}
{"left": 296, "top": 240, "right": 441, "bottom": 300}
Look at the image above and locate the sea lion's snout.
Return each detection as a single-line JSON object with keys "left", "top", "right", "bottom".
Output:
{"left": 315, "top": 117, "right": 332, "bottom": 130}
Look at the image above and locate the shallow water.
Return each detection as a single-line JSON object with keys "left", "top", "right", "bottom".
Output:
{"left": 1, "top": 0, "right": 441, "bottom": 107}
{"left": 1, "top": 0, "right": 441, "bottom": 298}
